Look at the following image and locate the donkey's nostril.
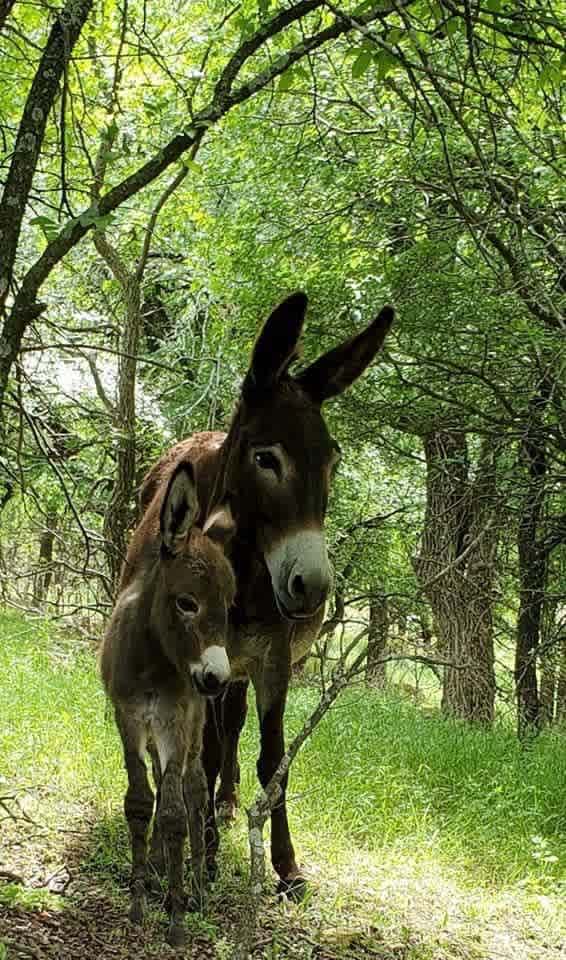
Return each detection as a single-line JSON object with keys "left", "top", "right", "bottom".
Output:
{"left": 291, "top": 574, "right": 306, "bottom": 597}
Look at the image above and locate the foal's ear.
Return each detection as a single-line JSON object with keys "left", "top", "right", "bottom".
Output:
{"left": 203, "top": 499, "right": 236, "bottom": 548}
{"left": 296, "top": 305, "right": 394, "bottom": 403}
{"left": 160, "top": 462, "right": 199, "bottom": 553}
{"left": 244, "top": 291, "right": 308, "bottom": 395}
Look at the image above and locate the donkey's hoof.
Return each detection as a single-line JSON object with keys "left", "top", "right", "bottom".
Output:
{"left": 216, "top": 799, "right": 238, "bottom": 824}
{"left": 128, "top": 897, "right": 146, "bottom": 925}
{"left": 277, "top": 874, "right": 307, "bottom": 902}
{"left": 167, "top": 921, "right": 187, "bottom": 948}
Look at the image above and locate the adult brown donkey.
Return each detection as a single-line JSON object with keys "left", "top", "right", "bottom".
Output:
{"left": 140, "top": 292, "right": 394, "bottom": 897}
{"left": 101, "top": 462, "right": 236, "bottom": 946}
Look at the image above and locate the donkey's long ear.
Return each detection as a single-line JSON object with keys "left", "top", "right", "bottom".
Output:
{"left": 160, "top": 462, "right": 199, "bottom": 554}
{"left": 296, "top": 305, "right": 394, "bottom": 403}
{"left": 244, "top": 291, "right": 308, "bottom": 395}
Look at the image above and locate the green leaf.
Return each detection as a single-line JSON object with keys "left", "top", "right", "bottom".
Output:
{"left": 386, "top": 27, "right": 404, "bottom": 44}
{"left": 278, "top": 69, "right": 294, "bottom": 92}
{"left": 30, "top": 215, "right": 59, "bottom": 240}
{"left": 376, "top": 49, "right": 397, "bottom": 80}
{"left": 352, "top": 50, "right": 372, "bottom": 79}
{"left": 353, "top": 0, "right": 376, "bottom": 13}
{"left": 30, "top": 216, "right": 56, "bottom": 227}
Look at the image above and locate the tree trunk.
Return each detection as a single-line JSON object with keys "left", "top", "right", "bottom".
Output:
{"left": 539, "top": 599, "right": 558, "bottom": 726}
{"left": 366, "top": 592, "right": 388, "bottom": 687}
{"left": 0, "top": 0, "right": 16, "bottom": 33}
{"left": 413, "top": 431, "right": 498, "bottom": 724}
{"left": 34, "top": 511, "right": 58, "bottom": 607}
{"left": 0, "top": 0, "right": 94, "bottom": 318}
{"left": 539, "top": 655, "right": 556, "bottom": 726}
{"left": 98, "top": 263, "right": 141, "bottom": 589}
{"left": 515, "top": 396, "right": 547, "bottom": 737}
{"left": 555, "top": 638, "right": 566, "bottom": 725}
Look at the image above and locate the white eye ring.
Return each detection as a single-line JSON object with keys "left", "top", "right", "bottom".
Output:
{"left": 176, "top": 595, "right": 199, "bottom": 615}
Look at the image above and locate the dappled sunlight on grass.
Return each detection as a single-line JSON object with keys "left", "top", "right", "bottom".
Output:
{"left": 267, "top": 685, "right": 566, "bottom": 890}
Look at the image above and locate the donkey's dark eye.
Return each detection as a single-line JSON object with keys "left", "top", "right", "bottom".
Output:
{"left": 254, "top": 451, "right": 279, "bottom": 472}
{"left": 176, "top": 595, "right": 199, "bottom": 615}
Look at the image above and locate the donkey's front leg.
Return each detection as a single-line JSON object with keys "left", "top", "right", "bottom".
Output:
{"left": 216, "top": 680, "right": 248, "bottom": 822}
{"left": 252, "top": 650, "right": 306, "bottom": 900}
{"left": 117, "top": 712, "right": 154, "bottom": 925}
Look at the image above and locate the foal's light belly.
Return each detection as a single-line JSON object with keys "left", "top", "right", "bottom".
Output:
{"left": 128, "top": 691, "right": 203, "bottom": 774}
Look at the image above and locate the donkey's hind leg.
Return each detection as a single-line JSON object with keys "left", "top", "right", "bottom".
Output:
{"left": 117, "top": 711, "right": 154, "bottom": 925}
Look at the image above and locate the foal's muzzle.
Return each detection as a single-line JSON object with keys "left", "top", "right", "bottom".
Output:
{"left": 191, "top": 644, "right": 230, "bottom": 698}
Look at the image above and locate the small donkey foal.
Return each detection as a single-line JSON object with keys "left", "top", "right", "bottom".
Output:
{"left": 100, "top": 462, "right": 235, "bottom": 947}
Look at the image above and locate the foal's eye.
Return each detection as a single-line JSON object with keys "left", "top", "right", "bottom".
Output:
{"left": 176, "top": 595, "right": 199, "bottom": 615}
{"left": 254, "top": 451, "right": 279, "bottom": 472}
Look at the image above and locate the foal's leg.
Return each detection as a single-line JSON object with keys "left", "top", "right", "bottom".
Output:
{"left": 154, "top": 704, "right": 196, "bottom": 948}
{"left": 251, "top": 649, "right": 305, "bottom": 900}
{"left": 147, "top": 743, "right": 165, "bottom": 881}
{"left": 158, "top": 757, "right": 188, "bottom": 947}
{"left": 184, "top": 753, "right": 208, "bottom": 909}
{"left": 216, "top": 680, "right": 248, "bottom": 822}
{"left": 116, "top": 710, "right": 154, "bottom": 924}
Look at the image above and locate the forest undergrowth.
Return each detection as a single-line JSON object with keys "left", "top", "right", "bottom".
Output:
{"left": 1, "top": 611, "right": 565, "bottom": 960}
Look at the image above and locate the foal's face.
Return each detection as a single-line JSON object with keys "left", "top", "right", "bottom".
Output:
{"left": 160, "top": 531, "right": 236, "bottom": 696}
{"left": 158, "top": 463, "right": 235, "bottom": 695}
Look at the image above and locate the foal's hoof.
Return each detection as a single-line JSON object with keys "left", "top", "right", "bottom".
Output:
{"left": 216, "top": 799, "right": 238, "bottom": 824}
{"left": 167, "top": 921, "right": 187, "bottom": 948}
{"left": 277, "top": 874, "right": 307, "bottom": 902}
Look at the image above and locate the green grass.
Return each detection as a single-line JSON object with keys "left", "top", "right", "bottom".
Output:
{"left": 1, "top": 609, "right": 566, "bottom": 959}
{"left": 279, "top": 690, "right": 566, "bottom": 889}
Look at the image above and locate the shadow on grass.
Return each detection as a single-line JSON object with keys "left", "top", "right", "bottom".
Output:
{"left": 4, "top": 807, "right": 397, "bottom": 960}
{"left": 0, "top": 810, "right": 250, "bottom": 959}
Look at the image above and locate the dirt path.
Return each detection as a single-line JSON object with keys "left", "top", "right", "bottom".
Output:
{"left": 0, "top": 810, "right": 395, "bottom": 960}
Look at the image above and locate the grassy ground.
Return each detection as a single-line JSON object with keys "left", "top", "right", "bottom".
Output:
{"left": 1, "top": 610, "right": 566, "bottom": 959}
